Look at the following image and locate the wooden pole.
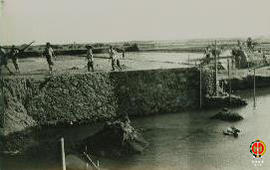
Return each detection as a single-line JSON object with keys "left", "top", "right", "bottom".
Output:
{"left": 97, "top": 160, "right": 100, "bottom": 170}
{"left": 214, "top": 41, "right": 218, "bottom": 96}
{"left": 85, "top": 163, "right": 89, "bottom": 170}
{"left": 61, "top": 137, "right": 66, "bottom": 170}
{"left": 1, "top": 77, "right": 4, "bottom": 129}
{"left": 253, "top": 68, "right": 256, "bottom": 108}
{"left": 221, "top": 82, "right": 224, "bottom": 93}
{"left": 199, "top": 65, "right": 202, "bottom": 109}
{"left": 227, "top": 59, "right": 231, "bottom": 103}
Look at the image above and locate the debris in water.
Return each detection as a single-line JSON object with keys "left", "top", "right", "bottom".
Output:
{"left": 223, "top": 126, "right": 240, "bottom": 137}
{"left": 211, "top": 108, "right": 243, "bottom": 122}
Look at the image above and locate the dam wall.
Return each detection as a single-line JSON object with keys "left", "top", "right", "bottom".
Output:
{"left": 0, "top": 68, "right": 201, "bottom": 135}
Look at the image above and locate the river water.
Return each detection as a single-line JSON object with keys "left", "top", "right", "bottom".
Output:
{"left": 1, "top": 88, "right": 270, "bottom": 170}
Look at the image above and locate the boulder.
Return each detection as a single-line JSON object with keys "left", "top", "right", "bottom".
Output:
{"left": 223, "top": 126, "right": 240, "bottom": 137}
{"left": 204, "top": 95, "right": 247, "bottom": 109}
{"left": 211, "top": 108, "right": 243, "bottom": 122}
{"left": 79, "top": 116, "right": 148, "bottom": 158}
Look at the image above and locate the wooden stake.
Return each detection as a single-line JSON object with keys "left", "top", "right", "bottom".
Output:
{"left": 85, "top": 163, "right": 89, "bottom": 170}
{"left": 214, "top": 41, "right": 218, "bottom": 96}
{"left": 1, "top": 78, "right": 5, "bottom": 130}
{"left": 253, "top": 68, "right": 256, "bottom": 108}
{"left": 227, "top": 59, "right": 231, "bottom": 103}
{"left": 61, "top": 137, "right": 66, "bottom": 170}
{"left": 97, "top": 160, "right": 100, "bottom": 170}
{"left": 199, "top": 65, "right": 202, "bottom": 109}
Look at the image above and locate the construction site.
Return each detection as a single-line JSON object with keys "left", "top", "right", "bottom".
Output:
{"left": 1, "top": 0, "right": 270, "bottom": 169}
{"left": 1, "top": 37, "right": 270, "bottom": 169}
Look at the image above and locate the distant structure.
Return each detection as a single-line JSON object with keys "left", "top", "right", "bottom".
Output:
{"left": 0, "top": 0, "right": 5, "bottom": 17}
{"left": 200, "top": 38, "right": 269, "bottom": 70}
{"left": 232, "top": 38, "right": 268, "bottom": 68}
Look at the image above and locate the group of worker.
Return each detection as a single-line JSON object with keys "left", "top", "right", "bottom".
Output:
{"left": 85, "top": 45, "right": 123, "bottom": 72}
{"left": 0, "top": 41, "right": 35, "bottom": 75}
{"left": 0, "top": 42, "right": 124, "bottom": 75}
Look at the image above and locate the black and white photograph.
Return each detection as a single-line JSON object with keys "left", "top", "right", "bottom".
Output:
{"left": 0, "top": 0, "right": 270, "bottom": 169}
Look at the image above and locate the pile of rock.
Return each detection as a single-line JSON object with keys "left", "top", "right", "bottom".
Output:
{"left": 211, "top": 108, "right": 243, "bottom": 122}
{"left": 223, "top": 126, "right": 240, "bottom": 137}
{"left": 79, "top": 116, "right": 148, "bottom": 158}
{"left": 204, "top": 95, "right": 247, "bottom": 109}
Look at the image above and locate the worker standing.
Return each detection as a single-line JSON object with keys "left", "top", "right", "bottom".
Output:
{"left": 0, "top": 46, "right": 13, "bottom": 75}
{"left": 108, "top": 46, "right": 122, "bottom": 71}
{"left": 43, "top": 42, "right": 56, "bottom": 74}
{"left": 9, "top": 45, "right": 20, "bottom": 73}
{"left": 85, "top": 45, "right": 94, "bottom": 72}
{"left": 122, "top": 49, "right": 125, "bottom": 59}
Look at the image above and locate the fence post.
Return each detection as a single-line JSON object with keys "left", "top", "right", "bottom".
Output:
{"left": 61, "top": 137, "right": 66, "bottom": 170}
{"left": 227, "top": 59, "right": 231, "bottom": 103}
{"left": 199, "top": 65, "right": 202, "bottom": 109}
{"left": 0, "top": 78, "right": 5, "bottom": 130}
{"left": 253, "top": 68, "right": 256, "bottom": 108}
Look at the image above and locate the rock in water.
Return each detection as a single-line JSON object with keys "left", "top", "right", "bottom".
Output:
{"left": 211, "top": 108, "right": 243, "bottom": 122}
{"left": 79, "top": 118, "right": 148, "bottom": 158}
{"left": 204, "top": 95, "right": 247, "bottom": 109}
{"left": 223, "top": 126, "right": 240, "bottom": 137}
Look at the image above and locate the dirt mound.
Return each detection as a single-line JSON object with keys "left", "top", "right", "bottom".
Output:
{"left": 79, "top": 117, "right": 148, "bottom": 158}
{"left": 211, "top": 108, "right": 243, "bottom": 122}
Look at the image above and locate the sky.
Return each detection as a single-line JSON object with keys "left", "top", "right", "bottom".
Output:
{"left": 0, "top": 0, "right": 270, "bottom": 45}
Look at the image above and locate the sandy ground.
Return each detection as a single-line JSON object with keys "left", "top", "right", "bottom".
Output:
{"left": 1, "top": 52, "right": 199, "bottom": 79}
{"left": 2, "top": 51, "right": 270, "bottom": 80}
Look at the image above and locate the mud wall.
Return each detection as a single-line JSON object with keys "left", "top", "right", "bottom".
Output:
{"left": 1, "top": 68, "right": 201, "bottom": 135}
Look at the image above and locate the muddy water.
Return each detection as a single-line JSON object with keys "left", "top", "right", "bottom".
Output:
{"left": 1, "top": 88, "right": 270, "bottom": 170}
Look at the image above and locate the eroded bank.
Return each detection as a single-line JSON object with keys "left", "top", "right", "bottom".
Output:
{"left": 1, "top": 68, "right": 202, "bottom": 136}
